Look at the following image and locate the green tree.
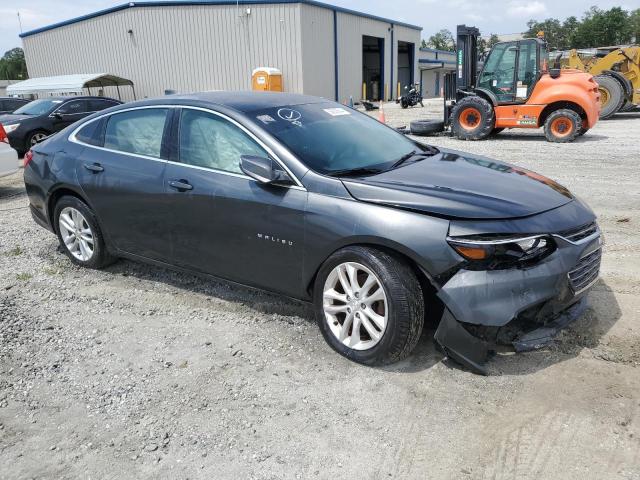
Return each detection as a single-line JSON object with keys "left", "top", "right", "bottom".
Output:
{"left": 426, "top": 29, "right": 455, "bottom": 52}
{"left": 525, "top": 6, "right": 637, "bottom": 49}
{"left": 0, "top": 48, "right": 28, "bottom": 80}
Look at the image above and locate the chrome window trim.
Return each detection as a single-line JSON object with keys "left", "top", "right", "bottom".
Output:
{"left": 50, "top": 99, "right": 89, "bottom": 118}
{"left": 68, "top": 104, "right": 306, "bottom": 191}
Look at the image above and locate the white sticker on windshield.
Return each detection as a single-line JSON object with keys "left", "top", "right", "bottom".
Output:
{"left": 324, "top": 108, "right": 351, "bottom": 117}
{"left": 257, "top": 114, "right": 276, "bottom": 124}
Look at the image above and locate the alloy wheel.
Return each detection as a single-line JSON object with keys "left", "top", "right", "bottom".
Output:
{"left": 323, "top": 262, "right": 388, "bottom": 351}
{"left": 30, "top": 132, "right": 47, "bottom": 146}
{"left": 58, "top": 207, "right": 95, "bottom": 261}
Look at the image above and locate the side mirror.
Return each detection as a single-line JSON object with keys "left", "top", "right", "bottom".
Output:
{"left": 240, "top": 155, "right": 293, "bottom": 186}
{"left": 53, "top": 113, "right": 62, "bottom": 119}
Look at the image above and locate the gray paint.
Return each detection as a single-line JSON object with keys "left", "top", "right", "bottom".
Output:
{"left": 22, "top": 2, "right": 419, "bottom": 101}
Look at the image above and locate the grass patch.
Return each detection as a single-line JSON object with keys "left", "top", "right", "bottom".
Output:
{"left": 15, "top": 272, "right": 32, "bottom": 281}
{"left": 7, "top": 246, "right": 23, "bottom": 257}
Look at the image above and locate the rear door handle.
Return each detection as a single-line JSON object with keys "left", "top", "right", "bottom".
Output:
{"left": 84, "top": 162, "right": 104, "bottom": 173}
{"left": 168, "top": 180, "right": 193, "bottom": 191}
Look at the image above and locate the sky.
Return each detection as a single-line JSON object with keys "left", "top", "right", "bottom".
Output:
{"left": 1, "top": 0, "right": 639, "bottom": 55}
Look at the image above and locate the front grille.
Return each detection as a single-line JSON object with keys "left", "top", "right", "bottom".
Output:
{"left": 568, "top": 247, "right": 601, "bottom": 294}
{"left": 560, "top": 222, "right": 598, "bottom": 243}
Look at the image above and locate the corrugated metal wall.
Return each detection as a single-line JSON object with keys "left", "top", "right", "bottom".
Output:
{"left": 21, "top": 3, "right": 420, "bottom": 103}
{"left": 299, "top": 4, "right": 334, "bottom": 100}
{"left": 22, "top": 4, "right": 304, "bottom": 101}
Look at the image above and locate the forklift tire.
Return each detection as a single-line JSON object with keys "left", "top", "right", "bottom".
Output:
{"left": 544, "top": 109, "right": 581, "bottom": 143}
{"left": 410, "top": 120, "right": 445, "bottom": 136}
{"left": 451, "top": 96, "right": 495, "bottom": 141}
{"left": 578, "top": 119, "right": 589, "bottom": 136}
{"left": 490, "top": 127, "right": 504, "bottom": 135}
{"left": 595, "top": 75, "right": 624, "bottom": 119}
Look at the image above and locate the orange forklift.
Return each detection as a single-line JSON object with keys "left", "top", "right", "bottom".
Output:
{"left": 444, "top": 26, "right": 601, "bottom": 142}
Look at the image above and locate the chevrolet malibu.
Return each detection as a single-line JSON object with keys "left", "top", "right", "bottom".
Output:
{"left": 23, "top": 92, "right": 602, "bottom": 374}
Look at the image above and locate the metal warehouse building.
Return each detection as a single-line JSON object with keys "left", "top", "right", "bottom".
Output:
{"left": 20, "top": 0, "right": 422, "bottom": 103}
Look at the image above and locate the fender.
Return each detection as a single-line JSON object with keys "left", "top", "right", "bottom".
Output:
{"left": 527, "top": 71, "right": 600, "bottom": 128}
{"left": 473, "top": 88, "right": 499, "bottom": 106}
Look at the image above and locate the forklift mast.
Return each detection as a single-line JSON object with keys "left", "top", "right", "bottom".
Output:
{"left": 444, "top": 25, "right": 480, "bottom": 125}
{"left": 456, "top": 25, "right": 480, "bottom": 92}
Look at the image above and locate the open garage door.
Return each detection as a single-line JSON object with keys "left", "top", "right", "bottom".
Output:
{"left": 363, "top": 35, "right": 384, "bottom": 101}
{"left": 397, "top": 41, "right": 415, "bottom": 94}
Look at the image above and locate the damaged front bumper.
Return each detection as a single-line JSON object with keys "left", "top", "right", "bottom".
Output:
{"left": 434, "top": 227, "right": 602, "bottom": 375}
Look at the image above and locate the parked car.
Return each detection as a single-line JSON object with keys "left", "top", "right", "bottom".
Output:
{"left": 22, "top": 92, "right": 602, "bottom": 373}
{"left": 0, "top": 124, "right": 19, "bottom": 178}
{"left": 0, "top": 97, "right": 29, "bottom": 115}
{"left": 0, "top": 96, "right": 122, "bottom": 156}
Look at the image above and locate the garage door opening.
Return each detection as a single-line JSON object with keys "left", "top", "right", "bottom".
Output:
{"left": 363, "top": 35, "right": 384, "bottom": 101}
{"left": 397, "top": 41, "right": 415, "bottom": 94}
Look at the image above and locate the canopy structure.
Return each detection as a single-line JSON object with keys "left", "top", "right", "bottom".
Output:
{"left": 6, "top": 73, "right": 136, "bottom": 100}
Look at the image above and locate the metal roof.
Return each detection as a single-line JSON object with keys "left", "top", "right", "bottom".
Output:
{"left": 6, "top": 74, "right": 134, "bottom": 95}
{"left": 20, "top": 0, "right": 422, "bottom": 38}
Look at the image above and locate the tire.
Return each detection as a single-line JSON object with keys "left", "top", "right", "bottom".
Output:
{"left": 595, "top": 75, "right": 624, "bottom": 119}
{"left": 578, "top": 119, "right": 589, "bottom": 137}
{"left": 490, "top": 127, "right": 504, "bottom": 135}
{"left": 620, "top": 100, "right": 636, "bottom": 112}
{"left": 25, "top": 130, "right": 49, "bottom": 151}
{"left": 543, "top": 109, "right": 581, "bottom": 143}
{"left": 53, "top": 195, "right": 116, "bottom": 269}
{"left": 450, "top": 96, "right": 495, "bottom": 140}
{"left": 410, "top": 119, "right": 444, "bottom": 136}
{"left": 401, "top": 99, "right": 409, "bottom": 109}
{"left": 314, "top": 246, "right": 424, "bottom": 366}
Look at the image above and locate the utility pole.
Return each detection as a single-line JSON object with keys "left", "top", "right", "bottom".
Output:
{"left": 17, "top": 12, "right": 23, "bottom": 34}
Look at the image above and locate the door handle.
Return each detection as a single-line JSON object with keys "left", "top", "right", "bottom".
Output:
{"left": 168, "top": 180, "right": 193, "bottom": 191}
{"left": 84, "top": 162, "right": 104, "bottom": 173}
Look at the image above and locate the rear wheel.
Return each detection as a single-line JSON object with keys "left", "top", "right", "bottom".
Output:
{"left": 314, "top": 246, "right": 424, "bottom": 365}
{"left": 54, "top": 196, "right": 116, "bottom": 269}
{"left": 26, "top": 130, "right": 49, "bottom": 150}
{"left": 595, "top": 74, "right": 624, "bottom": 119}
{"left": 451, "top": 96, "right": 495, "bottom": 140}
{"left": 490, "top": 127, "right": 504, "bottom": 136}
{"left": 544, "top": 109, "right": 581, "bottom": 143}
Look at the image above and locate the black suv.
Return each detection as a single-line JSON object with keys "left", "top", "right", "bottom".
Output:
{"left": 0, "top": 96, "right": 121, "bottom": 155}
{"left": 0, "top": 97, "right": 29, "bottom": 115}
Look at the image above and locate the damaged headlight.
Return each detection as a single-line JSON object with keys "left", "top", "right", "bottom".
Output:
{"left": 447, "top": 234, "right": 556, "bottom": 270}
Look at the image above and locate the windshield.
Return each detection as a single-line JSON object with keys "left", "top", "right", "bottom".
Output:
{"left": 13, "top": 99, "right": 63, "bottom": 116}
{"left": 250, "top": 102, "right": 433, "bottom": 175}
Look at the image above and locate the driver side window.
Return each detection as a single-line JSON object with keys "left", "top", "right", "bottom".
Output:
{"left": 178, "top": 109, "right": 267, "bottom": 174}
{"left": 478, "top": 43, "right": 517, "bottom": 102}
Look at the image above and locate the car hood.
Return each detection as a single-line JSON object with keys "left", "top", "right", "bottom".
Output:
{"left": 0, "top": 114, "right": 32, "bottom": 125}
{"left": 341, "top": 149, "right": 574, "bottom": 220}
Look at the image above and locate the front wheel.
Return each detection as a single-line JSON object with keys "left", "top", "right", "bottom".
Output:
{"left": 314, "top": 246, "right": 424, "bottom": 365}
{"left": 543, "top": 109, "right": 581, "bottom": 143}
{"left": 450, "top": 96, "right": 495, "bottom": 140}
{"left": 54, "top": 195, "right": 116, "bottom": 269}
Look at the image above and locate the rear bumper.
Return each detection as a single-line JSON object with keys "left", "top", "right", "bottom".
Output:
{"left": 435, "top": 227, "right": 602, "bottom": 374}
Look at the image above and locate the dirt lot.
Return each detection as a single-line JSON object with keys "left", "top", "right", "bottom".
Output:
{"left": 1, "top": 99, "right": 639, "bottom": 479}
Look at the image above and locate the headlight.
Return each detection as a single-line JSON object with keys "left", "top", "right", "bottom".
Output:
{"left": 447, "top": 234, "right": 556, "bottom": 270}
{"left": 2, "top": 123, "right": 20, "bottom": 134}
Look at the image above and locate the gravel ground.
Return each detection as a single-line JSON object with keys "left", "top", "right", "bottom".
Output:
{"left": 1, "top": 99, "right": 639, "bottom": 479}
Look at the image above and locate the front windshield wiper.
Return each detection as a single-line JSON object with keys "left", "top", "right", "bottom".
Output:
{"left": 328, "top": 167, "right": 385, "bottom": 178}
{"left": 390, "top": 147, "right": 438, "bottom": 170}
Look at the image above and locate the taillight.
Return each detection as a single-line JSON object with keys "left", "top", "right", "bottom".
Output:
{"left": 0, "top": 124, "right": 8, "bottom": 144}
{"left": 23, "top": 150, "right": 34, "bottom": 167}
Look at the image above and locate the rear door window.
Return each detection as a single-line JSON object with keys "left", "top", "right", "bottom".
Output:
{"left": 56, "top": 99, "right": 89, "bottom": 116}
{"left": 104, "top": 108, "right": 169, "bottom": 158}
{"left": 89, "top": 99, "right": 118, "bottom": 112}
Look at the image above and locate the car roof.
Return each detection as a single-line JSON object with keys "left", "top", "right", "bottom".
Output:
{"left": 31, "top": 95, "right": 121, "bottom": 102}
{"left": 130, "top": 91, "right": 329, "bottom": 113}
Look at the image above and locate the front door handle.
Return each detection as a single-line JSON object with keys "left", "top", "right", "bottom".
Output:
{"left": 168, "top": 180, "right": 193, "bottom": 191}
{"left": 84, "top": 162, "right": 104, "bottom": 173}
